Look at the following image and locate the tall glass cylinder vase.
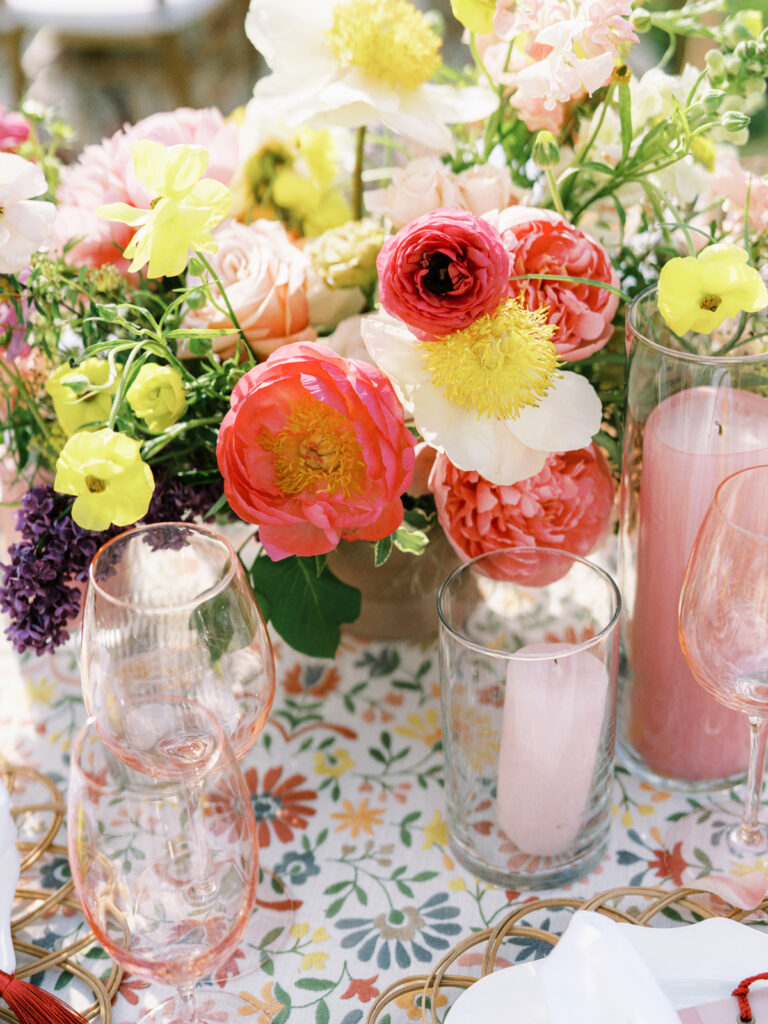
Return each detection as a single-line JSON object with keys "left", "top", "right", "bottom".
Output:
{"left": 618, "top": 286, "right": 768, "bottom": 791}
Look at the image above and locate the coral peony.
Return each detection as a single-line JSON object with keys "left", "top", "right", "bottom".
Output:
{"left": 183, "top": 218, "right": 316, "bottom": 360}
{"left": 495, "top": 206, "right": 619, "bottom": 360}
{"left": 52, "top": 107, "right": 238, "bottom": 274}
{"left": 429, "top": 442, "right": 614, "bottom": 580}
{"left": 376, "top": 208, "right": 511, "bottom": 339}
{"left": 216, "top": 342, "right": 416, "bottom": 560}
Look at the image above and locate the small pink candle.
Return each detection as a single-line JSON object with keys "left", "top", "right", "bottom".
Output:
{"left": 629, "top": 386, "right": 768, "bottom": 781}
{"left": 497, "top": 642, "right": 609, "bottom": 856}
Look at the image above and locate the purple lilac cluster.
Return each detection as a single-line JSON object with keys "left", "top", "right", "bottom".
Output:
{"left": 0, "top": 476, "right": 222, "bottom": 655}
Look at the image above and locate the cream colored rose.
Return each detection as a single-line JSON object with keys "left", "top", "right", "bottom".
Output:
{"left": 365, "top": 156, "right": 461, "bottom": 229}
{"left": 456, "top": 164, "right": 521, "bottom": 216}
{"left": 183, "top": 218, "right": 316, "bottom": 361}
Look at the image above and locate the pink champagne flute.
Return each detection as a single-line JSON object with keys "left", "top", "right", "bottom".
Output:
{"left": 68, "top": 699, "right": 258, "bottom": 1024}
{"left": 679, "top": 464, "right": 768, "bottom": 855}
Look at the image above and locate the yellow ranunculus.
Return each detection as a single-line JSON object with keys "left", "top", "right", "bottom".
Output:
{"left": 450, "top": 0, "right": 496, "bottom": 34}
{"left": 658, "top": 243, "right": 768, "bottom": 336}
{"left": 127, "top": 363, "right": 186, "bottom": 434}
{"left": 44, "top": 358, "right": 118, "bottom": 437}
{"left": 53, "top": 427, "right": 154, "bottom": 531}
{"left": 97, "top": 140, "right": 231, "bottom": 278}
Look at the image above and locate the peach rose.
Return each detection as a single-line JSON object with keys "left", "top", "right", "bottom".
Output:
{"left": 455, "top": 164, "right": 520, "bottom": 216}
{"left": 429, "top": 443, "right": 615, "bottom": 580}
{"left": 365, "top": 156, "right": 461, "bottom": 229}
{"left": 216, "top": 342, "right": 416, "bottom": 560}
{"left": 183, "top": 219, "right": 316, "bottom": 361}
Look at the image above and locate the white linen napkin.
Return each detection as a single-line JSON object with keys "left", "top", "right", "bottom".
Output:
{"left": 0, "top": 781, "right": 20, "bottom": 975}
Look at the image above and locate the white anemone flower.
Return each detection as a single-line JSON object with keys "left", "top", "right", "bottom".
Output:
{"left": 0, "top": 153, "right": 55, "bottom": 274}
{"left": 361, "top": 300, "right": 603, "bottom": 485}
{"left": 245, "top": 0, "right": 498, "bottom": 153}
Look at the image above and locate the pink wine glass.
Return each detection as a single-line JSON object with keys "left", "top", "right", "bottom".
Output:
{"left": 679, "top": 464, "right": 768, "bottom": 855}
{"left": 68, "top": 699, "right": 258, "bottom": 1024}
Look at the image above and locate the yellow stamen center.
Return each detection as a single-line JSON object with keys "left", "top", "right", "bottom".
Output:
{"left": 700, "top": 294, "right": 722, "bottom": 312}
{"left": 326, "top": 0, "right": 441, "bottom": 92}
{"left": 85, "top": 475, "right": 106, "bottom": 493}
{"left": 260, "top": 397, "right": 366, "bottom": 497}
{"left": 419, "top": 296, "right": 561, "bottom": 420}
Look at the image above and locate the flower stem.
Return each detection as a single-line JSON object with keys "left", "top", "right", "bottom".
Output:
{"left": 352, "top": 125, "right": 366, "bottom": 221}
{"left": 545, "top": 168, "right": 566, "bottom": 218}
{"left": 196, "top": 251, "right": 248, "bottom": 355}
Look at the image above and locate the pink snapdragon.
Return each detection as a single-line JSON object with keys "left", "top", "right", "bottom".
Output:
{"left": 216, "top": 343, "right": 416, "bottom": 560}
{"left": 494, "top": 0, "right": 636, "bottom": 110}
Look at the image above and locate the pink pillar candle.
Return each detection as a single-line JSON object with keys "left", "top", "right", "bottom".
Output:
{"left": 628, "top": 386, "right": 768, "bottom": 781}
{"left": 497, "top": 641, "right": 609, "bottom": 856}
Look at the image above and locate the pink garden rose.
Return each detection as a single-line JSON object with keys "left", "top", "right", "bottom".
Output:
{"left": 366, "top": 157, "right": 462, "bottom": 229}
{"left": 52, "top": 107, "right": 238, "bottom": 274}
{"left": 216, "top": 342, "right": 416, "bottom": 560}
{"left": 0, "top": 103, "right": 30, "bottom": 151}
{"left": 376, "top": 208, "right": 511, "bottom": 339}
{"left": 183, "top": 218, "right": 316, "bottom": 361}
{"left": 495, "top": 206, "right": 619, "bottom": 360}
{"left": 429, "top": 442, "right": 614, "bottom": 580}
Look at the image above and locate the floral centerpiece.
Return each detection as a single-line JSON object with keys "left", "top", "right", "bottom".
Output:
{"left": 1, "top": 0, "right": 768, "bottom": 659}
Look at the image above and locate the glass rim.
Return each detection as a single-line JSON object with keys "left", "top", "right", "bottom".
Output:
{"left": 713, "top": 463, "right": 768, "bottom": 543}
{"left": 628, "top": 284, "right": 768, "bottom": 366}
{"left": 69, "top": 697, "right": 230, "bottom": 787}
{"left": 436, "top": 545, "right": 621, "bottom": 660}
{"left": 87, "top": 520, "right": 241, "bottom": 614}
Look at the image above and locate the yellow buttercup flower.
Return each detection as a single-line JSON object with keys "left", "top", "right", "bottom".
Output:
{"left": 45, "top": 358, "right": 118, "bottom": 437}
{"left": 450, "top": 0, "right": 496, "bottom": 34}
{"left": 53, "top": 427, "right": 154, "bottom": 531}
{"left": 658, "top": 243, "right": 768, "bottom": 336}
{"left": 98, "top": 140, "right": 232, "bottom": 278}
{"left": 127, "top": 363, "right": 186, "bottom": 433}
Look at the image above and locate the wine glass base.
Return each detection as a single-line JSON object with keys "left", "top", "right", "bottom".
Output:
{"left": 138, "top": 991, "right": 253, "bottom": 1024}
{"left": 726, "top": 823, "right": 768, "bottom": 858}
{"left": 201, "top": 867, "right": 299, "bottom": 986}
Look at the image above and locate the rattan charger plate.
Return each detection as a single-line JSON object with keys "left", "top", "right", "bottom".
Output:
{"left": 2, "top": 762, "right": 122, "bottom": 1024}
{"left": 365, "top": 884, "right": 768, "bottom": 1023}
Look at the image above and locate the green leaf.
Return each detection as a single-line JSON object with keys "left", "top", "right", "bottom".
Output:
{"left": 392, "top": 526, "right": 429, "bottom": 555}
{"left": 185, "top": 336, "right": 212, "bottom": 356}
{"left": 190, "top": 589, "right": 248, "bottom": 664}
{"left": 373, "top": 534, "right": 393, "bottom": 567}
{"left": 316, "top": 1000, "right": 330, "bottom": 1024}
{"left": 618, "top": 81, "right": 633, "bottom": 162}
{"left": 296, "top": 979, "right": 335, "bottom": 992}
{"left": 248, "top": 554, "right": 361, "bottom": 659}
{"left": 55, "top": 971, "right": 74, "bottom": 991}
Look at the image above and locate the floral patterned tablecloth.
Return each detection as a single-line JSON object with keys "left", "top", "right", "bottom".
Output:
{"left": 1, "top": 625, "right": 761, "bottom": 1024}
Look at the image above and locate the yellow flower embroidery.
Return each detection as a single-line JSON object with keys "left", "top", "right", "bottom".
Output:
{"left": 422, "top": 809, "right": 448, "bottom": 850}
{"left": 300, "top": 951, "right": 329, "bottom": 971}
{"left": 331, "top": 797, "right": 385, "bottom": 838}
{"left": 395, "top": 709, "right": 442, "bottom": 746}
{"left": 313, "top": 747, "right": 354, "bottom": 778}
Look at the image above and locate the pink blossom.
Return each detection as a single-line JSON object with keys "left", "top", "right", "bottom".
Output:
{"left": 376, "top": 208, "right": 511, "bottom": 339}
{"left": 52, "top": 107, "right": 238, "bottom": 273}
{"left": 0, "top": 266, "right": 31, "bottom": 360}
{"left": 429, "top": 443, "right": 615, "bottom": 580}
{"left": 183, "top": 218, "right": 316, "bottom": 361}
{"left": 709, "top": 152, "right": 768, "bottom": 238}
{"left": 493, "top": 206, "right": 619, "bottom": 360}
{"left": 494, "top": 0, "right": 636, "bottom": 110}
{"left": 0, "top": 103, "right": 30, "bottom": 151}
{"left": 216, "top": 342, "right": 416, "bottom": 560}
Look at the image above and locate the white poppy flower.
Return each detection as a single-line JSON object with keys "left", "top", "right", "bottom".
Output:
{"left": 361, "top": 301, "right": 603, "bottom": 485}
{"left": 0, "top": 153, "right": 55, "bottom": 274}
{"left": 245, "top": 0, "right": 498, "bottom": 153}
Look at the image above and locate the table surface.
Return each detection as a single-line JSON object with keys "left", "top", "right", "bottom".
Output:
{"left": 2, "top": 624, "right": 763, "bottom": 1024}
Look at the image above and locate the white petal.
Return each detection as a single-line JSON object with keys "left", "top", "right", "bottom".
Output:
{"left": 360, "top": 313, "right": 430, "bottom": 403}
{"left": 379, "top": 98, "right": 455, "bottom": 153}
{"left": 511, "top": 371, "right": 603, "bottom": 453}
{"left": 246, "top": 0, "right": 333, "bottom": 73}
{"left": 419, "top": 83, "right": 500, "bottom": 125}
{"left": 0, "top": 152, "right": 47, "bottom": 203}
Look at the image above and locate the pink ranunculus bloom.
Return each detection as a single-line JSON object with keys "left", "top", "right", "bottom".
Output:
{"left": 51, "top": 107, "right": 238, "bottom": 274}
{"left": 429, "top": 442, "right": 615, "bottom": 582}
{"left": 216, "top": 342, "right": 416, "bottom": 560}
{"left": 0, "top": 103, "right": 30, "bottom": 151}
{"left": 183, "top": 218, "right": 316, "bottom": 361}
{"left": 376, "top": 208, "right": 511, "bottom": 340}
{"left": 494, "top": 205, "right": 619, "bottom": 360}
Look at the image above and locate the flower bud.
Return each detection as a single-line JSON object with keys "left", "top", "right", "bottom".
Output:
{"left": 705, "top": 48, "right": 726, "bottom": 81}
{"left": 631, "top": 7, "right": 652, "bottom": 32}
{"left": 532, "top": 130, "right": 560, "bottom": 169}
{"left": 699, "top": 88, "right": 725, "bottom": 113}
{"left": 722, "top": 110, "right": 751, "bottom": 132}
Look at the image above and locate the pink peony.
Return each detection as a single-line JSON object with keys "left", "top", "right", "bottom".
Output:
{"left": 183, "top": 218, "right": 316, "bottom": 361}
{"left": 495, "top": 206, "right": 619, "bottom": 360}
{"left": 429, "top": 442, "right": 614, "bottom": 580}
{"left": 0, "top": 103, "right": 30, "bottom": 151}
{"left": 376, "top": 208, "right": 511, "bottom": 339}
{"left": 216, "top": 342, "right": 416, "bottom": 560}
{"left": 52, "top": 107, "right": 238, "bottom": 274}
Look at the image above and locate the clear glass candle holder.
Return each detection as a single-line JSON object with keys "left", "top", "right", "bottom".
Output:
{"left": 437, "top": 547, "right": 620, "bottom": 890}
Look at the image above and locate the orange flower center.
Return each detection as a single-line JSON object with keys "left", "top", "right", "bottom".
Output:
{"left": 260, "top": 397, "right": 365, "bottom": 497}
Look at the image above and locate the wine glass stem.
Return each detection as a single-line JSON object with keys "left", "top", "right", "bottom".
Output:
{"left": 177, "top": 984, "right": 198, "bottom": 1024}
{"left": 741, "top": 716, "right": 768, "bottom": 841}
